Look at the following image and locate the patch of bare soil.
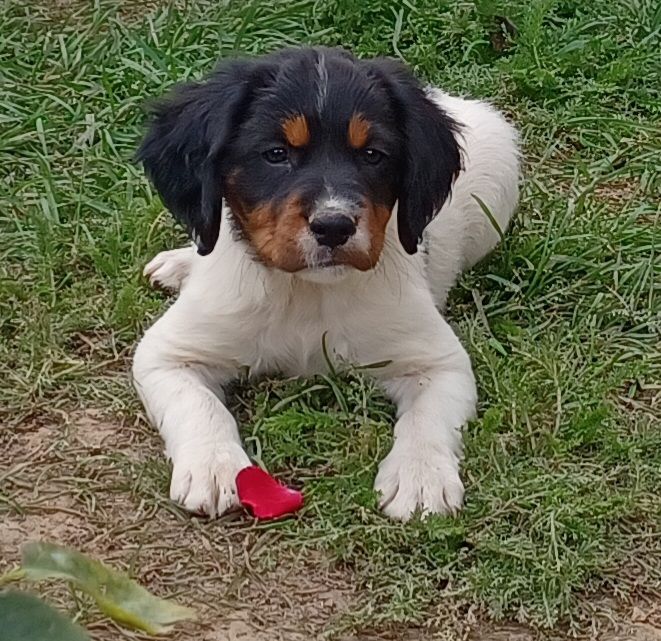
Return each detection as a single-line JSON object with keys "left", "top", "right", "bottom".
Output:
{"left": 2, "top": 409, "right": 659, "bottom": 640}
{"left": 0, "top": 409, "right": 353, "bottom": 640}
{"left": 593, "top": 178, "right": 640, "bottom": 204}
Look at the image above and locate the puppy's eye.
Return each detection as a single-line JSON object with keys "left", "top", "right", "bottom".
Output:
{"left": 362, "top": 148, "right": 384, "bottom": 165}
{"left": 263, "top": 147, "right": 289, "bottom": 164}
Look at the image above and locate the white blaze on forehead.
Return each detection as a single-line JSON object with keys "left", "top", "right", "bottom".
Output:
{"left": 315, "top": 52, "right": 328, "bottom": 115}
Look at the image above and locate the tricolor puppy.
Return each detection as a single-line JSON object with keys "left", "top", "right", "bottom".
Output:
{"left": 134, "top": 47, "right": 519, "bottom": 520}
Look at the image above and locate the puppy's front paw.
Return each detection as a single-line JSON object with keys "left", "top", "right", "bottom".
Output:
{"left": 144, "top": 247, "right": 193, "bottom": 291}
{"left": 374, "top": 444, "right": 464, "bottom": 521}
{"left": 170, "top": 443, "right": 251, "bottom": 518}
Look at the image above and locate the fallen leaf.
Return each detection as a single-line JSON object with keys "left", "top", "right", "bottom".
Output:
{"left": 21, "top": 542, "right": 195, "bottom": 635}
{"left": 0, "top": 590, "right": 90, "bottom": 641}
{"left": 236, "top": 466, "right": 304, "bottom": 519}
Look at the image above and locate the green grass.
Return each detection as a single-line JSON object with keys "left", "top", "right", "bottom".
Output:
{"left": 1, "top": 0, "right": 659, "bottom": 637}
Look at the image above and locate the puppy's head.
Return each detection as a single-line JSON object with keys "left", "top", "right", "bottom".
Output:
{"left": 138, "top": 47, "right": 460, "bottom": 271}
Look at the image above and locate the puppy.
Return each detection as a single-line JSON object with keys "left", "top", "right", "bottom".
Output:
{"left": 134, "top": 47, "right": 519, "bottom": 520}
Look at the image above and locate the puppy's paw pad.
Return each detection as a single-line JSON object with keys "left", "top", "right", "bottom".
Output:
{"left": 170, "top": 444, "right": 251, "bottom": 518}
{"left": 374, "top": 446, "right": 464, "bottom": 521}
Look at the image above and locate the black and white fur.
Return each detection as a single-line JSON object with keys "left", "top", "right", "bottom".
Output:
{"left": 134, "top": 48, "right": 519, "bottom": 520}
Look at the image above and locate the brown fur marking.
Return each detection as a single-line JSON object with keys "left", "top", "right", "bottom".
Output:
{"left": 243, "top": 195, "right": 308, "bottom": 272}
{"left": 282, "top": 115, "right": 310, "bottom": 148}
{"left": 363, "top": 202, "right": 391, "bottom": 268}
{"left": 348, "top": 113, "right": 370, "bottom": 149}
{"left": 340, "top": 201, "right": 391, "bottom": 271}
{"left": 226, "top": 182, "right": 391, "bottom": 273}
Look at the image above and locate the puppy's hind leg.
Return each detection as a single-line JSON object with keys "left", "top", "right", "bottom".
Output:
{"left": 143, "top": 246, "right": 195, "bottom": 291}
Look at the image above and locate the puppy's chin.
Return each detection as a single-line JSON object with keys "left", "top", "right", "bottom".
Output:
{"left": 295, "top": 265, "right": 351, "bottom": 284}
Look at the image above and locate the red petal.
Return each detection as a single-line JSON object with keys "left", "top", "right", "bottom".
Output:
{"left": 236, "top": 466, "right": 304, "bottom": 520}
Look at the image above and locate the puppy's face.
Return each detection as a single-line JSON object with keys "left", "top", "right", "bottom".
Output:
{"left": 138, "top": 48, "right": 461, "bottom": 270}
{"left": 222, "top": 56, "right": 400, "bottom": 272}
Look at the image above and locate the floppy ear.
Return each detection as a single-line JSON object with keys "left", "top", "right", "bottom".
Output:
{"left": 136, "top": 60, "right": 258, "bottom": 255}
{"left": 364, "top": 58, "right": 462, "bottom": 254}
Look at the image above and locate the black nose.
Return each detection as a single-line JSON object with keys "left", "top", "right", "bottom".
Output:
{"left": 309, "top": 215, "right": 356, "bottom": 248}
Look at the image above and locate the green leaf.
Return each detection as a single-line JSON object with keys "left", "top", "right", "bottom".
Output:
{"left": 21, "top": 542, "right": 195, "bottom": 635}
{"left": 0, "top": 568, "right": 25, "bottom": 586}
{"left": 0, "top": 590, "right": 90, "bottom": 641}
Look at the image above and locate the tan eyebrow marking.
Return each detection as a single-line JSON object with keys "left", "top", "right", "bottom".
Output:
{"left": 348, "top": 113, "right": 371, "bottom": 149}
{"left": 282, "top": 114, "right": 310, "bottom": 147}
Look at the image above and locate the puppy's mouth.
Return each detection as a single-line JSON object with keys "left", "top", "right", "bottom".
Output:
{"left": 303, "top": 248, "right": 365, "bottom": 274}
{"left": 296, "top": 260, "right": 349, "bottom": 283}
{"left": 305, "top": 247, "right": 342, "bottom": 269}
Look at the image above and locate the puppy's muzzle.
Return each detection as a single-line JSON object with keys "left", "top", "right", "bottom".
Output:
{"left": 309, "top": 214, "right": 356, "bottom": 248}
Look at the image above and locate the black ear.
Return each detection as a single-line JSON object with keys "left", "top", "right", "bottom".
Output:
{"left": 364, "top": 58, "right": 462, "bottom": 254}
{"left": 136, "top": 59, "right": 259, "bottom": 255}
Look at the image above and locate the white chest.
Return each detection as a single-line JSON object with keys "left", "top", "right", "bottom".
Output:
{"left": 184, "top": 241, "right": 433, "bottom": 379}
{"left": 228, "top": 287, "right": 359, "bottom": 376}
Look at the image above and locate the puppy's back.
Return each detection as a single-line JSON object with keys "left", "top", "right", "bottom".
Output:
{"left": 423, "top": 90, "right": 520, "bottom": 308}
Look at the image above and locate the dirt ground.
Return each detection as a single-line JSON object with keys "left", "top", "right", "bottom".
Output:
{"left": 1, "top": 410, "right": 659, "bottom": 640}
